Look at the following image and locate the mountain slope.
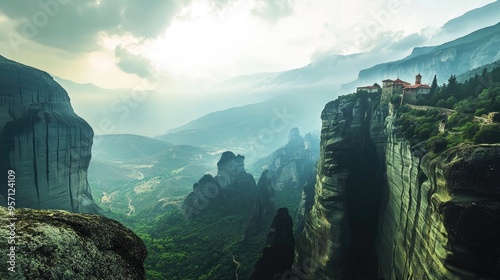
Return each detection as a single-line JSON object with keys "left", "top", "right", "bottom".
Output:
{"left": 92, "top": 134, "right": 173, "bottom": 161}
{"left": 157, "top": 90, "right": 331, "bottom": 159}
{"left": 441, "top": 0, "right": 500, "bottom": 37}
{"left": 343, "top": 22, "right": 500, "bottom": 90}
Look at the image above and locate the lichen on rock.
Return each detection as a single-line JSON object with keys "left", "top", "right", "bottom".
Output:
{"left": 0, "top": 206, "right": 147, "bottom": 280}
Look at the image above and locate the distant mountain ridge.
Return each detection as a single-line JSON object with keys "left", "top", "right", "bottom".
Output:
{"left": 342, "top": 22, "right": 500, "bottom": 91}
{"left": 157, "top": 91, "right": 331, "bottom": 160}
{"left": 441, "top": 1, "right": 500, "bottom": 36}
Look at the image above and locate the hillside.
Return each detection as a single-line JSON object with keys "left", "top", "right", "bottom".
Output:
{"left": 88, "top": 134, "right": 219, "bottom": 216}
{"left": 157, "top": 91, "right": 332, "bottom": 159}
{"left": 342, "top": 22, "right": 500, "bottom": 90}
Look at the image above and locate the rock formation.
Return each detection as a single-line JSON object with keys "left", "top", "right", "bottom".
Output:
{"left": 0, "top": 55, "right": 97, "bottom": 213}
{"left": 378, "top": 116, "right": 500, "bottom": 279}
{"left": 294, "top": 92, "right": 500, "bottom": 279}
{"left": 244, "top": 170, "right": 277, "bottom": 239}
{"left": 0, "top": 206, "right": 147, "bottom": 279}
{"left": 184, "top": 151, "right": 257, "bottom": 217}
{"left": 294, "top": 95, "right": 385, "bottom": 279}
{"left": 184, "top": 151, "right": 276, "bottom": 237}
{"left": 252, "top": 128, "right": 319, "bottom": 192}
{"left": 247, "top": 207, "right": 295, "bottom": 280}
{"left": 251, "top": 128, "right": 319, "bottom": 236}
{"left": 294, "top": 168, "right": 316, "bottom": 236}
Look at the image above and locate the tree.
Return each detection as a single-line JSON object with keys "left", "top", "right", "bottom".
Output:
{"left": 430, "top": 75, "right": 438, "bottom": 95}
{"left": 474, "top": 124, "right": 500, "bottom": 144}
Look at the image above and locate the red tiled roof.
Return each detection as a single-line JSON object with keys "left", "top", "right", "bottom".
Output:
{"left": 382, "top": 79, "right": 393, "bottom": 82}
{"left": 394, "top": 78, "right": 410, "bottom": 85}
{"left": 404, "top": 84, "right": 430, "bottom": 89}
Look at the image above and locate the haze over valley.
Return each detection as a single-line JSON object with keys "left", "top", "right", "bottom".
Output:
{"left": 1, "top": 1, "right": 500, "bottom": 279}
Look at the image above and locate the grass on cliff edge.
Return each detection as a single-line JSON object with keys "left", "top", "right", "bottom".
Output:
{"left": 393, "top": 66, "right": 500, "bottom": 153}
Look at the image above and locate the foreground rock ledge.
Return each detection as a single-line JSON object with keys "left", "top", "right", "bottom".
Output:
{"left": 0, "top": 207, "right": 147, "bottom": 280}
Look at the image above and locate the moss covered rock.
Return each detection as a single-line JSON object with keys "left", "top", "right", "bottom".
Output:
{"left": 0, "top": 207, "right": 147, "bottom": 279}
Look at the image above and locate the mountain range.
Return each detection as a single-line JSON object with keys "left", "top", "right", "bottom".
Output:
{"left": 342, "top": 21, "right": 500, "bottom": 90}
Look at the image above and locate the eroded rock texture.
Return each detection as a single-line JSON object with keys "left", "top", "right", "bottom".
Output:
{"left": 247, "top": 207, "right": 295, "bottom": 280}
{"left": 0, "top": 206, "right": 147, "bottom": 279}
{"left": 294, "top": 95, "right": 385, "bottom": 279}
{"left": 294, "top": 92, "right": 500, "bottom": 279}
{"left": 379, "top": 116, "right": 500, "bottom": 279}
{"left": 0, "top": 56, "right": 97, "bottom": 213}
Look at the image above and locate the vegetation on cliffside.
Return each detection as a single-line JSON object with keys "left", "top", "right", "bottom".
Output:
{"left": 394, "top": 66, "right": 500, "bottom": 153}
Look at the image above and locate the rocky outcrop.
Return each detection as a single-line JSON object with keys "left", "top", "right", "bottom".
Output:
{"left": 251, "top": 128, "right": 319, "bottom": 236}
{"left": 0, "top": 206, "right": 147, "bottom": 279}
{"left": 0, "top": 56, "right": 97, "bottom": 213}
{"left": 294, "top": 92, "right": 500, "bottom": 279}
{"left": 252, "top": 128, "right": 319, "bottom": 191}
{"left": 184, "top": 151, "right": 258, "bottom": 217}
{"left": 378, "top": 116, "right": 500, "bottom": 279}
{"left": 247, "top": 207, "right": 295, "bottom": 280}
{"left": 184, "top": 151, "right": 276, "bottom": 237}
{"left": 244, "top": 170, "right": 277, "bottom": 239}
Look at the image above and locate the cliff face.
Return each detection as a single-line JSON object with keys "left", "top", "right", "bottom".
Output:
{"left": 0, "top": 206, "right": 147, "bottom": 279}
{"left": 379, "top": 116, "right": 500, "bottom": 279}
{"left": 294, "top": 95, "right": 386, "bottom": 279}
{"left": 294, "top": 94, "right": 500, "bottom": 279}
{"left": 0, "top": 56, "right": 97, "bottom": 213}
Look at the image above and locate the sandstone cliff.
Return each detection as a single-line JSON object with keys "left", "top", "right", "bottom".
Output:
{"left": 0, "top": 206, "right": 147, "bottom": 279}
{"left": 0, "top": 56, "right": 97, "bottom": 213}
{"left": 294, "top": 94, "right": 385, "bottom": 279}
{"left": 379, "top": 116, "right": 500, "bottom": 279}
{"left": 294, "top": 93, "right": 500, "bottom": 279}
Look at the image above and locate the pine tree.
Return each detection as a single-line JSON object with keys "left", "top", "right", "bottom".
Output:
{"left": 430, "top": 75, "right": 438, "bottom": 95}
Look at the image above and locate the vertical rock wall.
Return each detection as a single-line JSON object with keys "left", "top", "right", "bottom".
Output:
{"left": 294, "top": 93, "right": 500, "bottom": 279}
{"left": 294, "top": 95, "right": 385, "bottom": 279}
{"left": 0, "top": 56, "right": 97, "bottom": 213}
{"left": 378, "top": 115, "right": 500, "bottom": 279}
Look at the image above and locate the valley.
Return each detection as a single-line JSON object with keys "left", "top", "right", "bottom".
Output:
{"left": 1, "top": 2, "right": 500, "bottom": 279}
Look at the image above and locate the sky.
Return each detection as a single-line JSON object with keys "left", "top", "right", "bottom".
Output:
{"left": 0, "top": 0, "right": 496, "bottom": 93}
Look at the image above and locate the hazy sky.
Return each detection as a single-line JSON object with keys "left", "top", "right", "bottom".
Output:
{"left": 0, "top": 0, "right": 495, "bottom": 91}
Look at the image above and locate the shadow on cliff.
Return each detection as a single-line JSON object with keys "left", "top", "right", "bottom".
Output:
{"left": 344, "top": 132, "right": 384, "bottom": 278}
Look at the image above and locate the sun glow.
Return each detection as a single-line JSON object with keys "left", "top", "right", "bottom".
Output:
{"left": 145, "top": 1, "right": 261, "bottom": 80}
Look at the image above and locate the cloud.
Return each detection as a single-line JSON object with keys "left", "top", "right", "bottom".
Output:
{"left": 0, "top": 0, "right": 192, "bottom": 53}
{"left": 252, "top": 0, "right": 295, "bottom": 23}
{"left": 115, "top": 45, "right": 155, "bottom": 79}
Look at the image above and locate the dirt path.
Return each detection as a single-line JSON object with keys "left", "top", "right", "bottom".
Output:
{"left": 231, "top": 253, "right": 240, "bottom": 280}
